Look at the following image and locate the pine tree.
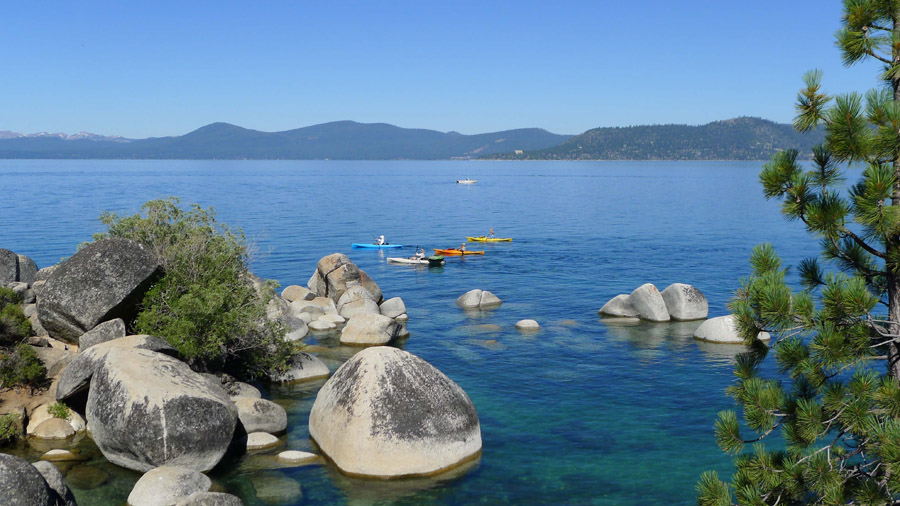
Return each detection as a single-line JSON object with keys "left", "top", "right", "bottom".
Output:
{"left": 698, "top": 2, "right": 900, "bottom": 504}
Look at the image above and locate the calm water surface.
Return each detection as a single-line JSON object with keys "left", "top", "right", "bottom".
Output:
{"left": 0, "top": 160, "right": 823, "bottom": 505}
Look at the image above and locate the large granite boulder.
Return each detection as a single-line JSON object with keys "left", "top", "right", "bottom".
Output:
{"left": 456, "top": 289, "right": 502, "bottom": 309}
{"left": 599, "top": 284, "right": 670, "bottom": 321}
{"left": 359, "top": 270, "right": 383, "bottom": 304}
{"left": 56, "top": 334, "right": 178, "bottom": 401}
{"left": 598, "top": 294, "right": 639, "bottom": 317}
{"left": 337, "top": 286, "right": 380, "bottom": 319}
{"left": 233, "top": 397, "right": 287, "bottom": 434}
{"left": 0, "top": 453, "right": 63, "bottom": 506}
{"left": 0, "top": 249, "right": 17, "bottom": 285}
{"left": 269, "top": 352, "right": 330, "bottom": 383}
{"left": 78, "top": 318, "right": 127, "bottom": 350}
{"left": 37, "top": 238, "right": 161, "bottom": 344}
{"left": 628, "top": 284, "right": 670, "bottom": 322}
{"left": 32, "top": 461, "right": 77, "bottom": 506}
{"left": 693, "top": 315, "right": 771, "bottom": 344}
{"left": 65, "top": 347, "right": 237, "bottom": 472}
{"left": 17, "top": 255, "right": 38, "bottom": 285}
{"left": 339, "top": 313, "right": 402, "bottom": 346}
{"left": 127, "top": 466, "right": 211, "bottom": 506}
{"left": 309, "top": 346, "right": 482, "bottom": 477}
{"left": 661, "top": 283, "right": 708, "bottom": 321}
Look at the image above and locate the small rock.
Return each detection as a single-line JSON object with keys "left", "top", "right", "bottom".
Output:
{"left": 395, "top": 313, "right": 409, "bottom": 322}
{"left": 276, "top": 450, "right": 318, "bottom": 466}
{"left": 78, "top": 319, "right": 127, "bottom": 350}
{"left": 39, "top": 449, "right": 85, "bottom": 462}
{"left": 281, "top": 285, "right": 314, "bottom": 302}
{"left": 250, "top": 472, "right": 302, "bottom": 504}
{"left": 127, "top": 465, "right": 212, "bottom": 506}
{"left": 379, "top": 297, "right": 407, "bottom": 319}
{"left": 31, "top": 418, "right": 75, "bottom": 440}
{"left": 269, "top": 352, "right": 330, "bottom": 384}
{"left": 65, "top": 464, "right": 110, "bottom": 490}
{"left": 515, "top": 319, "right": 540, "bottom": 331}
{"left": 292, "top": 302, "right": 324, "bottom": 319}
{"left": 318, "top": 313, "right": 345, "bottom": 325}
{"left": 339, "top": 313, "right": 401, "bottom": 346}
{"left": 246, "top": 432, "right": 281, "bottom": 451}
{"left": 17, "top": 255, "right": 39, "bottom": 285}
{"left": 234, "top": 397, "right": 287, "bottom": 435}
{"left": 311, "top": 297, "right": 338, "bottom": 315}
{"left": 693, "top": 315, "right": 771, "bottom": 344}
{"left": 456, "top": 289, "right": 502, "bottom": 309}
{"left": 308, "top": 320, "right": 336, "bottom": 332}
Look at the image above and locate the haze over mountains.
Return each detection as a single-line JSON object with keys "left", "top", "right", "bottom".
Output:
{"left": 0, "top": 117, "right": 824, "bottom": 160}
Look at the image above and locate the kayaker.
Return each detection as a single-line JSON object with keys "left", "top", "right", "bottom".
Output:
{"left": 375, "top": 235, "right": 386, "bottom": 245}
{"left": 489, "top": 228, "right": 495, "bottom": 239}
{"left": 459, "top": 243, "right": 467, "bottom": 253}
{"left": 415, "top": 248, "right": 426, "bottom": 260}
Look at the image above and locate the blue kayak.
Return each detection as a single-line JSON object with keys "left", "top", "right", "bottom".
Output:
{"left": 351, "top": 243, "right": 403, "bottom": 249}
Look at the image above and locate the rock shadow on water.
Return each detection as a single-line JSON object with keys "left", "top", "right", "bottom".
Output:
{"left": 601, "top": 319, "right": 704, "bottom": 351}
{"left": 693, "top": 339, "right": 753, "bottom": 366}
{"left": 324, "top": 454, "right": 481, "bottom": 506}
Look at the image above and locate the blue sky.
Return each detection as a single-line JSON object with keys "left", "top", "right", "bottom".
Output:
{"left": 0, "top": 1, "right": 883, "bottom": 138}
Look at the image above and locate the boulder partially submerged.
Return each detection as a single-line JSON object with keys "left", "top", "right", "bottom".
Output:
{"left": 692, "top": 315, "right": 770, "bottom": 344}
{"left": 309, "top": 346, "right": 481, "bottom": 478}
{"left": 600, "top": 282, "right": 708, "bottom": 322}
{"left": 456, "top": 289, "right": 502, "bottom": 310}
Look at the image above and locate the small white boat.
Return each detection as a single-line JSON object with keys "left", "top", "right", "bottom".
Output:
{"left": 387, "top": 255, "right": 445, "bottom": 266}
{"left": 456, "top": 178, "right": 477, "bottom": 184}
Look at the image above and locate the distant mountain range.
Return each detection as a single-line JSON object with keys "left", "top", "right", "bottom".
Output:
{"left": 0, "top": 117, "right": 825, "bottom": 160}
{"left": 486, "top": 117, "right": 825, "bottom": 161}
{"left": 0, "top": 121, "right": 569, "bottom": 160}
{"left": 0, "top": 130, "right": 130, "bottom": 142}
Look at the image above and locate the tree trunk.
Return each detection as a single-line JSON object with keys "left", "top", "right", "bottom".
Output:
{"left": 890, "top": 9, "right": 900, "bottom": 379}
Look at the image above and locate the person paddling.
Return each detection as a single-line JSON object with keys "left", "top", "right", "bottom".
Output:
{"left": 415, "top": 247, "right": 426, "bottom": 260}
{"left": 459, "top": 243, "right": 467, "bottom": 253}
{"left": 489, "top": 228, "right": 495, "bottom": 239}
{"left": 375, "top": 235, "right": 386, "bottom": 245}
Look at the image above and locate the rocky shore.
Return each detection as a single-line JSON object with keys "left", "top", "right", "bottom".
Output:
{"left": 0, "top": 245, "right": 482, "bottom": 504}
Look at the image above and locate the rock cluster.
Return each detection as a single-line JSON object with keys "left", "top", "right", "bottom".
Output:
{"left": 599, "top": 283, "right": 708, "bottom": 322}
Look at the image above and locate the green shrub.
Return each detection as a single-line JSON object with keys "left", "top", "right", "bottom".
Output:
{"left": 0, "top": 286, "right": 19, "bottom": 308}
{"left": 0, "top": 305, "right": 32, "bottom": 344}
{"left": 0, "top": 414, "right": 19, "bottom": 445}
{"left": 94, "top": 198, "right": 291, "bottom": 379}
{"left": 0, "top": 344, "right": 46, "bottom": 389}
{"left": 48, "top": 401, "right": 69, "bottom": 420}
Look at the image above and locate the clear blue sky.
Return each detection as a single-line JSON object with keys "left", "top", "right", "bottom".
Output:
{"left": 0, "top": 1, "right": 882, "bottom": 138}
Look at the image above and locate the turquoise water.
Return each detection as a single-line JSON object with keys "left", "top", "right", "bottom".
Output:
{"left": 0, "top": 160, "right": 821, "bottom": 505}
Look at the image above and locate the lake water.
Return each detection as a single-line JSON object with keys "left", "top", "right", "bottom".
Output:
{"left": 0, "top": 160, "right": 823, "bottom": 505}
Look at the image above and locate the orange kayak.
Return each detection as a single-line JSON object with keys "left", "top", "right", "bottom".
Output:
{"left": 434, "top": 248, "right": 485, "bottom": 256}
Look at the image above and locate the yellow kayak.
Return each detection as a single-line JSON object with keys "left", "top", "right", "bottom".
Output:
{"left": 467, "top": 236, "right": 512, "bottom": 242}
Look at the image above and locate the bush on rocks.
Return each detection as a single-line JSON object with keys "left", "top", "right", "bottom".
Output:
{"left": 0, "top": 344, "right": 46, "bottom": 390}
{"left": 93, "top": 198, "right": 292, "bottom": 379}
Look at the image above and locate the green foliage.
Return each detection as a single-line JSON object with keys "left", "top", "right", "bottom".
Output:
{"left": 699, "top": 4, "right": 900, "bottom": 504}
{"left": 0, "top": 344, "right": 46, "bottom": 389}
{"left": 94, "top": 198, "right": 291, "bottom": 379}
{"left": 0, "top": 304, "right": 31, "bottom": 345}
{"left": 0, "top": 287, "right": 19, "bottom": 308}
{"left": 48, "top": 401, "right": 69, "bottom": 420}
{"left": 0, "top": 414, "right": 19, "bottom": 446}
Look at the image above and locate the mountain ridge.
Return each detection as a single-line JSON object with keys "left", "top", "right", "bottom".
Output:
{"left": 484, "top": 117, "right": 825, "bottom": 161}
{"left": 0, "top": 120, "right": 569, "bottom": 160}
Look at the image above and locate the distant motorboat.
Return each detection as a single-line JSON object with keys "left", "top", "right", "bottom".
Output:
{"left": 456, "top": 178, "right": 477, "bottom": 184}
